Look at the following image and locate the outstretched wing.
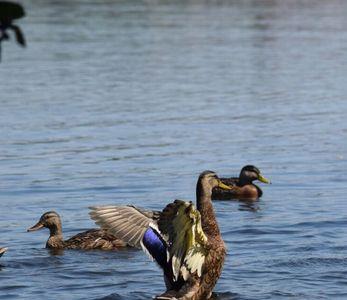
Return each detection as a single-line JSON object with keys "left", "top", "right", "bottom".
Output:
{"left": 158, "top": 199, "right": 208, "bottom": 281}
{"left": 89, "top": 205, "right": 159, "bottom": 248}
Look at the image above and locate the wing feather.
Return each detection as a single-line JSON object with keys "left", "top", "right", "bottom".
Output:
{"left": 90, "top": 201, "right": 208, "bottom": 282}
{"left": 89, "top": 205, "right": 155, "bottom": 248}
{"left": 158, "top": 199, "right": 208, "bottom": 281}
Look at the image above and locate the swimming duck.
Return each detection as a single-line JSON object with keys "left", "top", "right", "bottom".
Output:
{"left": 0, "top": 1, "right": 26, "bottom": 60}
{"left": 212, "top": 165, "right": 271, "bottom": 201}
{"left": 90, "top": 171, "right": 232, "bottom": 300}
{"left": 27, "top": 211, "right": 127, "bottom": 250}
{"left": 0, "top": 247, "right": 7, "bottom": 257}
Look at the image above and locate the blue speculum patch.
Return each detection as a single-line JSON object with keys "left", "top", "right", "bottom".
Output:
{"left": 142, "top": 227, "right": 168, "bottom": 270}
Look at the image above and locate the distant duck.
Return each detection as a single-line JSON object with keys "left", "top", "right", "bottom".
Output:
{"left": 0, "top": 247, "right": 7, "bottom": 257}
{"left": 212, "top": 165, "right": 271, "bottom": 200}
{"left": 0, "top": 1, "right": 26, "bottom": 60}
{"left": 27, "top": 211, "right": 127, "bottom": 250}
{"left": 90, "top": 171, "right": 232, "bottom": 300}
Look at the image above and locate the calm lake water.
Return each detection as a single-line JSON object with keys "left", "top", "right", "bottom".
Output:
{"left": 0, "top": 0, "right": 346, "bottom": 299}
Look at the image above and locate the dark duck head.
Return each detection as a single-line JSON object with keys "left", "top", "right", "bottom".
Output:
{"left": 239, "top": 165, "right": 271, "bottom": 186}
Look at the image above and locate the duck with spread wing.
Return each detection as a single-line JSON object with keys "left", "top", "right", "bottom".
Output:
{"left": 89, "top": 171, "right": 232, "bottom": 300}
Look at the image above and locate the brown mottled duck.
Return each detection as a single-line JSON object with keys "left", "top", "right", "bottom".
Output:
{"left": 27, "top": 211, "right": 127, "bottom": 250}
{"left": 212, "top": 165, "right": 271, "bottom": 201}
{"left": 89, "top": 170, "right": 232, "bottom": 300}
{"left": 0, "top": 247, "right": 7, "bottom": 257}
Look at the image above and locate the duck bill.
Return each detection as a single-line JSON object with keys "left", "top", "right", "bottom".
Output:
{"left": 218, "top": 181, "right": 233, "bottom": 190}
{"left": 258, "top": 174, "right": 271, "bottom": 184}
{"left": 27, "top": 221, "right": 44, "bottom": 232}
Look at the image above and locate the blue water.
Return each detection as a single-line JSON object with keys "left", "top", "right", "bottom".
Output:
{"left": 1, "top": 0, "right": 347, "bottom": 299}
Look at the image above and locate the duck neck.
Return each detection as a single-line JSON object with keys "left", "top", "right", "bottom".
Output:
{"left": 196, "top": 181, "right": 220, "bottom": 238}
{"left": 46, "top": 224, "right": 64, "bottom": 249}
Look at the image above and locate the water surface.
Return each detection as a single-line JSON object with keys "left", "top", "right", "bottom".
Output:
{"left": 0, "top": 0, "right": 346, "bottom": 299}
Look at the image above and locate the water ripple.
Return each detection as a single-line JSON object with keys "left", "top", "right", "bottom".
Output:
{"left": 1, "top": 0, "right": 347, "bottom": 299}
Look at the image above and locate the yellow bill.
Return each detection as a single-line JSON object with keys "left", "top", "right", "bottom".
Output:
{"left": 218, "top": 181, "right": 233, "bottom": 190}
{"left": 258, "top": 174, "right": 271, "bottom": 184}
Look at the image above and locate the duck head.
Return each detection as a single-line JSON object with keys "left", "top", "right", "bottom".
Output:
{"left": 239, "top": 165, "right": 271, "bottom": 185}
{"left": 197, "top": 170, "right": 233, "bottom": 203}
{"left": 27, "top": 211, "right": 62, "bottom": 236}
{"left": 198, "top": 170, "right": 233, "bottom": 191}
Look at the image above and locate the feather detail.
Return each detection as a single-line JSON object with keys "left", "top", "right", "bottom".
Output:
{"left": 89, "top": 205, "right": 156, "bottom": 248}
{"left": 141, "top": 226, "right": 168, "bottom": 271}
{"left": 158, "top": 199, "right": 209, "bottom": 282}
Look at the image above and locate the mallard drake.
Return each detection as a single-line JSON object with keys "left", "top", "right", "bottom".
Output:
{"left": 27, "top": 211, "right": 127, "bottom": 250}
{"left": 0, "top": 247, "right": 7, "bottom": 257}
{"left": 212, "top": 165, "right": 271, "bottom": 201}
{"left": 90, "top": 171, "right": 232, "bottom": 300}
{"left": 0, "top": 1, "right": 26, "bottom": 60}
